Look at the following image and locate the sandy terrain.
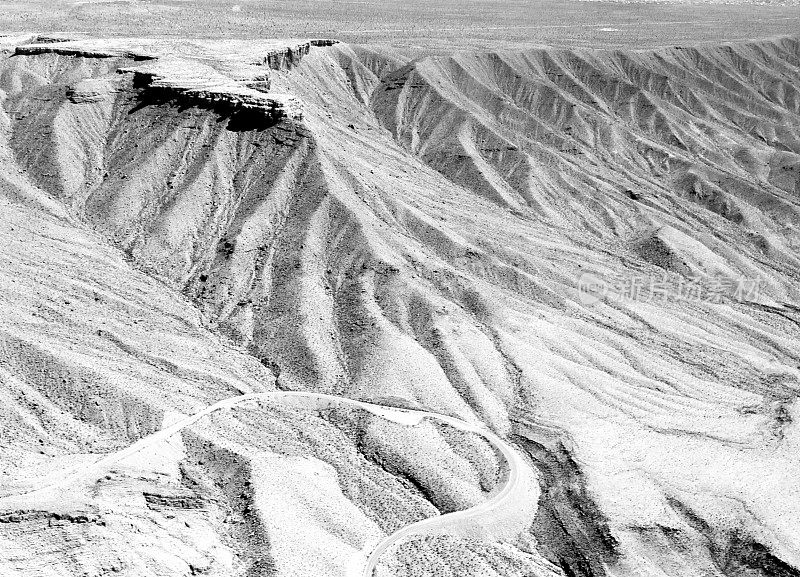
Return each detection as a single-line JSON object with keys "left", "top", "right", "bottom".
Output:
{"left": 0, "top": 1, "right": 799, "bottom": 49}
{"left": 0, "top": 5, "right": 799, "bottom": 577}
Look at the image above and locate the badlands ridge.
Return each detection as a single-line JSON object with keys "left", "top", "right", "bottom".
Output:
{"left": 0, "top": 32, "right": 799, "bottom": 577}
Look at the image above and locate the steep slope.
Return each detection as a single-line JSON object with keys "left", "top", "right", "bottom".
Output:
{"left": 1, "top": 34, "right": 800, "bottom": 577}
{"left": 0, "top": 184, "right": 532, "bottom": 577}
{"left": 0, "top": 39, "right": 555, "bottom": 577}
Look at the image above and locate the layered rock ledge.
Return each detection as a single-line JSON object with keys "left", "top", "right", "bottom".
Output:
{"left": 13, "top": 37, "right": 339, "bottom": 121}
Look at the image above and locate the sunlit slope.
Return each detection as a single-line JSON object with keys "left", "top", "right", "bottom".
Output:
{"left": 280, "top": 42, "right": 800, "bottom": 575}
{"left": 367, "top": 40, "right": 800, "bottom": 254}
{"left": 0, "top": 188, "right": 526, "bottom": 576}
{"left": 0, "top": 43, "right": 557, "bottom": 577}
{"left": 1, "top": 35, "right": 800, "bottom": 576}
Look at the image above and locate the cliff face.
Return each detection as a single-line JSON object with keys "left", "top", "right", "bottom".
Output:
{"left": 1, "top": 35, "right": 800, "bottom": 577}
{"left": 10, "top": 38, "right": 339, "bottom": 122}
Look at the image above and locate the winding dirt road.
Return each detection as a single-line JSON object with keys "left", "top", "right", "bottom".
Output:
{"left": 0, "top": 391, "right": 533, "bottom": 577}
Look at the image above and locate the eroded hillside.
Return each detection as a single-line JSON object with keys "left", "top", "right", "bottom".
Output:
{"left": 1, "top": 34, "right": 800, "bottom": 577}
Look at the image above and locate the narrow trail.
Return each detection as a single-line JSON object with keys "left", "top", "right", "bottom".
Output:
{"left": 0, "top": 391, "right": 533, "bottom": 577}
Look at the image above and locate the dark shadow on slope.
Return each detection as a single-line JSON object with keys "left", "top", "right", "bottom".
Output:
{"left": 181, "top": 431, "right": 278, "bottom": 577}
{"left": 512, "top": 418, "right": 619, "bottom": 577}
{"left": 723, "top": 536, "right": 800, "bottom": 577}
{"left": 127, "top": 76, "right": 284, "bottom": 132}
{"left": 667, "top": 497, "right": 800, "bottom": 577}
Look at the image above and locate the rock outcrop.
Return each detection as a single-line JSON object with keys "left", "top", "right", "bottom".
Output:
{"left": 1, "top": 33, "right": 800, "bottom": 577}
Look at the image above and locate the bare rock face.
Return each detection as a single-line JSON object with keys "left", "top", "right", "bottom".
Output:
{"left": 66, "top": 78, "right": 113, "bottom": 104}
{"left": 0, "top": 31, "right": 800, "bottom": 577}
{"left": 14, "top": 38, "right": 339, "bottom": 122}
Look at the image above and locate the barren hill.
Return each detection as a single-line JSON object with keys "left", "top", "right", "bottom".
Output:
{"left": 1, "top": 32, "right": 800, "bottom": 577}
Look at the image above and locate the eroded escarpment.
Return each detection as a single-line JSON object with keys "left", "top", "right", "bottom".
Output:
{"left": 367, "top": 38, "right": 800, "bottom": 241}
{"left": 1, "top": 34, "right": 800, "bottom": 577}
{"left": 11, "top": 37, "right": 340, "bottom": 122}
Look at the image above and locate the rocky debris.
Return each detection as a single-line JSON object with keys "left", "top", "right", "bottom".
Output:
{"left": 118, "top": 53, "right": 308, "bottom": 120}
{"left": 665, "top": 498, "right": 800, "bottom": 577}
{"left": 14, "top": 43, "right": 156, "bottom": 61}
{"left": 30, "top": 35, "right": 74, "bottom": 45}
{"left": 181, "top": 435, "right": 279, "bottom": 576}
{"left": 142, "top": 491, "right": 206, "bottom": 511}
{"left": 513, "top": 420, "right": 619, "bottom": 577}
{"left": 12, "top": 37, "right": 341, "bottom": 122}
{"left": 0, "top": 510, "right": 101, "bottom": 525}
{"left": 253, "top": 38, "right": 339, "bottom": 70}
{"left": 720, "top": 534, "right": 800, "bottom": 577}
{"left": 66, "top": 79, "right": 113, "bottom": 104}
{"left": 128, "top": 68, "right": 305, "bottom": 122}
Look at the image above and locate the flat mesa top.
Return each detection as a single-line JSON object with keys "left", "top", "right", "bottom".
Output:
{"left": 6, "top": 37, "right": 326, "bottom": 62}
{"left": 4, "top": 36, "right": 337, "bottom": 119}
{"left": 0, "top": 0, "right": 799, "bottom": 50}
